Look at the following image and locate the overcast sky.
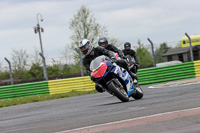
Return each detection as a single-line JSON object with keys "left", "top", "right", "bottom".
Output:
{"left": 0, "top": 0, "right": 200, "bottom": 66}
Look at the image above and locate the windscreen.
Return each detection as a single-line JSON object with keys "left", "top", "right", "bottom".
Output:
{"left": 90, "top": 55, "right": 107, "bottom": 71}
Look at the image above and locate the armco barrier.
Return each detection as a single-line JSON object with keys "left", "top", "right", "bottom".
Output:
{"left": 194, "top": 60, "right": 200, "bottom": 78}
{"left": 48, "top": 76, "right": 95, "bottom": 95}
{"left": 0, "top": 81, "right": 49, "bottom": 100}
{"left": 137, "top": 61, "right": 196, "bottom": 85}
{"left": 0, "top": 76, "right": 95, "bottom": 100}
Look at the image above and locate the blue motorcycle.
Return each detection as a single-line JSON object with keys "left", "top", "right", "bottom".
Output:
{"left": 90, "top": 55, "right": 143, "bottom": 102}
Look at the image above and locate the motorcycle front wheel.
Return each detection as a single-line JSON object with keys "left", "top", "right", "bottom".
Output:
{"left": 107, "top": 81, "right": 129, "bottom": 102}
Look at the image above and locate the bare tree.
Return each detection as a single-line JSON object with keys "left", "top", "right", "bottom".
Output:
{"left": 11, "top": 48, "right": 29, "bottom": 73}
{"left": 107, "top": 37, "right": 123, "bottom": 49}
{"left": 30, "top": 46, "right": 42, "bottom": 65}
{"left": 59, "top": 45, "right": 72, "bottom": 65}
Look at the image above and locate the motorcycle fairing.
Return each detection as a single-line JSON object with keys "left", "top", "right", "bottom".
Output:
{"left": 91, "top": 60, "right": 115, "bottom": 82}
{"left": 113, "top": 64, "right": 135, "bottom": 96}
{"left": 90, "top": 55, "right": 135, "bottom": 96}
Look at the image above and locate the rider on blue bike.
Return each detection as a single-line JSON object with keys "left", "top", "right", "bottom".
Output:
{"left": 79, "top": 39, "right": 136, "bottom": 93}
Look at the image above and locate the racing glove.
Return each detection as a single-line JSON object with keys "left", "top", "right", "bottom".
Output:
{"left": 111, "top": 57, "right": 117, "bottom": 63}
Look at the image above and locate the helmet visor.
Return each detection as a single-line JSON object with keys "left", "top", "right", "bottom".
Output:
{"left": 125, "top": 46, "right": 130, "bottom": 50}
{"left": 80, "top": 45, "right": 89, "bottom": 55}
{"left": 99, "top": 42, "right": 106, "bottom": 47}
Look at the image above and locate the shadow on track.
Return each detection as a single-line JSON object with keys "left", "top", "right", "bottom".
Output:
{"left": 94, "top": 99, "right": 136, "bottom": 107}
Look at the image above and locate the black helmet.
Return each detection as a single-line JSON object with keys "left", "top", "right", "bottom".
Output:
{"left": 98, "top": 37, "right": 108, "bottom": 48}
{"left": 124, "top": 42, "right": 131, "bottom": 51}
{"left": 124, "top": 42, "right": 131, "bottom": 48}
{"left": 79, "top": 39, "right": 93, "bottom": 55}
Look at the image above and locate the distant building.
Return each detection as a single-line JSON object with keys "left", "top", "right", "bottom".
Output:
{"left": 162, "top": 46, "right": 200, "bottom": 62}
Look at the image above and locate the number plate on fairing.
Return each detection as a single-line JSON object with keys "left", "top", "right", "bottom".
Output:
{"left": 114, "top": 65, "right": 135, "bottom": 96}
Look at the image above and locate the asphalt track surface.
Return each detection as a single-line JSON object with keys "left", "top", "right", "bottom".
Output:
{"left": 0, "top": 79, "right": 200, "bottom": 133}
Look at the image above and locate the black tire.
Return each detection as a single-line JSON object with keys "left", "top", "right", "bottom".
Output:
{"left": 132, "top": 86, "right": 143, "bottom": 100}
{"left": 107, "top": 81, "right": 129, "bottom": 102}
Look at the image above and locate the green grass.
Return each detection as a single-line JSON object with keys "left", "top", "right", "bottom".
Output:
{"left": 0, "top": 90, "right": 97, "bottom": 108}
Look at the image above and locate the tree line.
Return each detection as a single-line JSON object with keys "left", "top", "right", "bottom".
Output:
{"left": 0, "top": 41, "right": 171, "bottom": 83}
{"left": 0, "top": 48, "right": 82, "bottom": 82}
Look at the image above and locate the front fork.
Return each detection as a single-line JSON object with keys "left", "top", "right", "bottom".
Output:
{"left": 106, "top": 78, "right": 126, "bottom": 94}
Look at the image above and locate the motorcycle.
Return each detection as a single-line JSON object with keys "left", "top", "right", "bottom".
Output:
{"left": 124, "top": 54, "right": 139, "bottom": 74}
{"left": 114, "top": 53, "right": 139, "bottom": 84}
{"left": 90, "top": 55, "right": 143, "bottom": 102}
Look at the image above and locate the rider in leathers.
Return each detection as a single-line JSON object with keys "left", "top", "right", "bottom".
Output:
{"left": 98, "top": 37, "right": 137, "bottom": 78}
{"left": 98, "top": 37, "right": 124, "bottom": 58}
{"left": 122, "top": 42, "right": 139, "bottom": 73}
{"left": 79, "top": 39, "right": 136, "bottom": 93}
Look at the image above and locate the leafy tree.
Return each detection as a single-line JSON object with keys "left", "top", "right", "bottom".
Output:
{"left": 0, "top": 63, "right": 10, "bottom": 80}
{"left": 28, "top": 63, "right": 43, "bottom": 78}
{"left": 61, "top": 64, "right": 71, "bottom": 74}
{"left": 155, "top": 43, "right": 170, "bottom": 63}
{"left": 47, "top": 65, "right": 62, "bottom": 77}
{"left": 61, "top": 64, "right": 79, "bottom": 74}
{"left": 0, "top": 63, "right": 3, "bottom": 75}
{"left": 47, "top": 59, "right": 62, "bottom": 77}
{"left": 69, "top": 5, "right": 108, "bottom": 62}
{"left": 136, "top": 40, "right": 153, "bottom": 67}
{"left": 0, "top": 71, "right": 10, "bottom": 80}
{"left": 71, "top": 62, "right": 84, "bottom": 73}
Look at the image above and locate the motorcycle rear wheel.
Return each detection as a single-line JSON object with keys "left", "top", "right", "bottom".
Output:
{"left": 107, "top": 81, "right": 129, "bottom": 102}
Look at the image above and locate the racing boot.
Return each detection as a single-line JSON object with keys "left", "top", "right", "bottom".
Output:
{"left": 95, "top": 83, "right": 105, "bottom": 93}
{"left": 127, "top": 64, "right": 138, "bottom": 84}
{"left": 133, "top": 73, "right": 138, "bottom": 85}
{"left": 126, "top": 67, "right": 136, "bottom": 81}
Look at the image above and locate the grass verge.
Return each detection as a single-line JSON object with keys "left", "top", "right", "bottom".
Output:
{"left": 0, "top": 90, "right": 97, "bottom": 108}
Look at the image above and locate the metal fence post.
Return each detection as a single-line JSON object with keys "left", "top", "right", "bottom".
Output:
{"left": 185, "top": 33, "right": 194, "bottom": 61}
{"left": 4, "top": 58, "right": 14, "bottom": 85}
{"left": 147, "top": 38, "right": 156, "bottom": 67}
{"left": 39, "top": 53, "right": 48, "bottom": 80}
{"left": 75, "top": 48, "right": 84, "bottom": 77}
